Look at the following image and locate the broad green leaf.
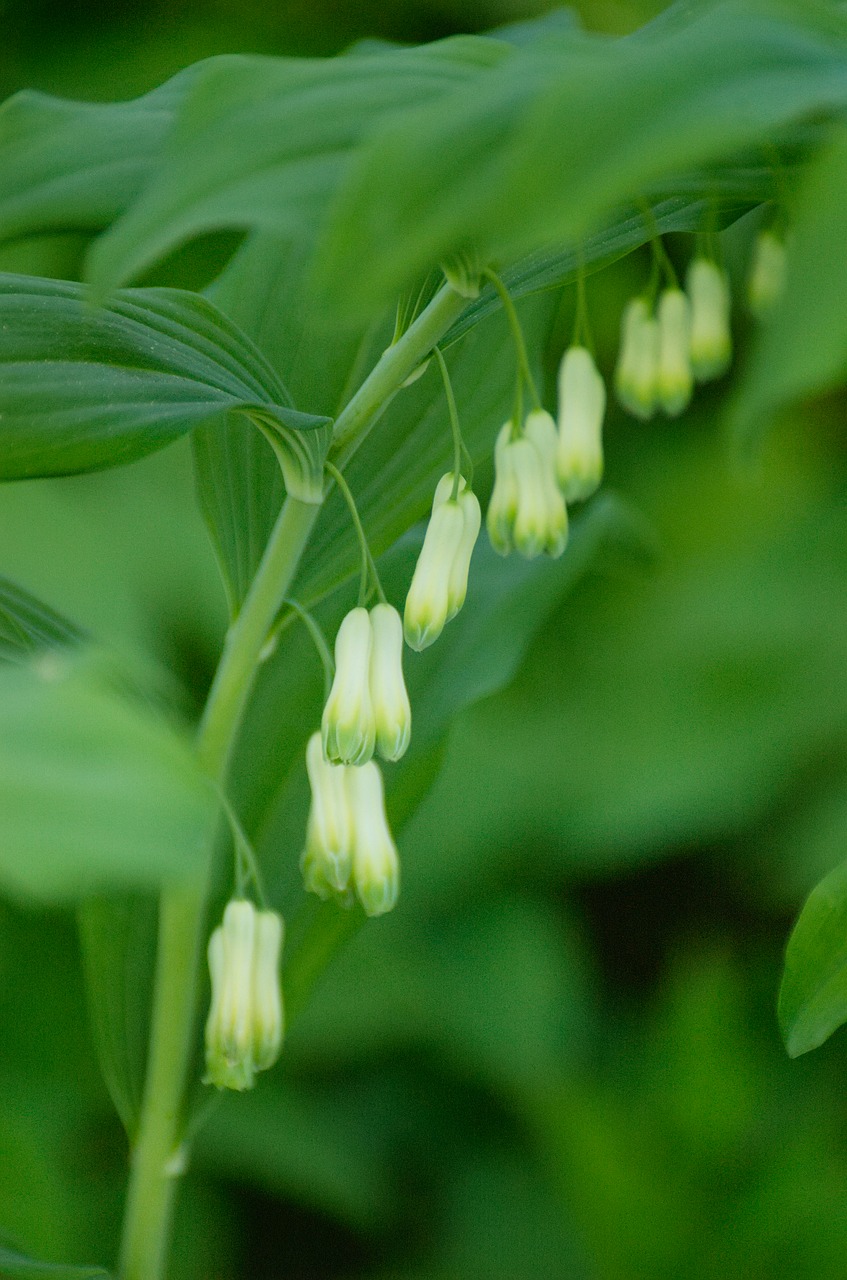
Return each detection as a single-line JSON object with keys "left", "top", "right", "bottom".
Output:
{"left": 779, "top": 858, "right": 847, "bottom": 1057}
{"left": 0, "top": 1242, "right": 108, "bottom": 1279}
{"left": 316, "top": 1, "right": 847, "bottom": 314}
{"left": 731, "top": 126, "right": 847, "bottom": 449}
{"left": 193, "top": 230, "right": 388, "bottom": 610}
{"left": 85, "top": 38, "right": 510, "bottom": 295}
{"left": 0, "top": 653, "right": 216, "bottom": 902}
{"left": 0, "top": 65, "right": 199, "bottom": 244}
{"left": 0, "top": 274, "right": 331, "bottom": 498}
{"left": 0, "top": 577, "right": 82, "bottom": 660}
{"left": 77, "top": 896, "right": 157, "bottom": 1137}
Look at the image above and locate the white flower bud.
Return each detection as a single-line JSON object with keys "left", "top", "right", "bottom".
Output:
{"left": 656, "top": 288, "right": 693, "bottom": 416}
{"left": 346, "top": 760, "right": 399, "bottom": 917}
{"left": 322, "top": 606, "right": 375, "bottom": 765}
{"left": 405, "top": 474, "right": 478, "bottom": 652}
{"left": 748, "top": 230, "right": 786, "bottom": 317}
{"left": 301, "top": 731, "right": 353, "bottom": 897}
{"left": 487, "top": 419, "right": 567, "bottom": 560}
{"left": 687, "top": 259, "right": 732, "bottom": 382}
{"left": 556, "top": 345, "right": 605, "bottom": 502}
{"left": 204, "top": 900, "right": 284, "bottom": 1091}
{"left": 369, "top": 603, "right": 411, "bottom": 762}
{"left": 615, "top": 297, "right": 660, "bottom": 420}
{"left": 523, "top": 410, "right": 568, "bottom": 557}
{"left": 250, "top": 910, "right": 284, "bottom": 1072}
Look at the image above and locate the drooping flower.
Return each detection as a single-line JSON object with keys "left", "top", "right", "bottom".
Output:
{"left": 556, "top": 345, "right": 606, "bottom": 502}
{"left": 687, "top": 258, "right": 732, "bottom": 382}
{"left": 487, "top": 416, "right": 567, "bottom": 559}
{"left": 614, "top": 297, "right": 660, "bottom": 420}
{"left": 204, "top": 900, "right": 284, "bottom": 1091}
{"left": 347, "top": 760, "right": 399, "bottom": 917}
{"left": 369, "top": 603, "right": 411, "bottom": 762}
{"left": 404, "top": 473, "right": 480, "bottom": 651}
{"left": 301, "top": 731, "right": 353, "bottom": 898}
{"left": 748, "top": 229, "right": 786, "bottom": 317}
{"left": 656, "top": 287, "right": 693, "bottom": 416}
{"left": 322, "top": 606, "right": 375, "bottom": 766}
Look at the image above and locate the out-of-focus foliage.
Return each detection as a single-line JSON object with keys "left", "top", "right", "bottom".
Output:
{"left": 2, "top": 0, "right": 847, "bottom": 1278}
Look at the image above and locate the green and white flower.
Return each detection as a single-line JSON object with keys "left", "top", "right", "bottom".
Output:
{"left": 347, "top": 760, "right": 400, "bottom": 917}
{"left": 204, "top": 900, "right": 284, "bottom": 1092}
{"left": 301, "top": 731, "right": 353, "bottom": 898}
{"left": 615, "top": 297, "right": 660, "bottom": 420}
{"left": 656, "top": 287, "right": 693, "bottom": 416}
{"left": 556, "top": 345, "right": 606, "bottom": 502}
{"left": 404, "top": 473, "right": 481, "bottom": 651}
{"left": 687, "top": 258, "right": 732, "bottom": 382}
{"left": 369, "top": 603, "right": 411, "bottom": 762}
{"left": 748, "top": 229, "right": 786, "bottom": 317}
{"left": 487, "top": 416, "right": 567, "bottom": 559}
{"left": 322, "top": 606, "right": 375, "bottom": 766}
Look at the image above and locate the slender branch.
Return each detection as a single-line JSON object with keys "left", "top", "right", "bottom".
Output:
{"left": 118, "top": 274, "right": 469, "bottom": 1280}
{"left": 433, "top": 346, "right": 464, "bottom": 500}
{"left": 483, "top": 267, "right": 541, "bottom": 416}
{"left": 325, "top": 460, "right": 379, "bottom": 605}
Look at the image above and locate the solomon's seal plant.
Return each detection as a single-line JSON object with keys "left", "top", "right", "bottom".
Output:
{"left": 3, "top": 0, "right": 847, "bottom": 1275}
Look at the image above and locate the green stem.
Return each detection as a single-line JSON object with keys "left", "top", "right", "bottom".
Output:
{"left": 118, "top": 276, "right": 469, "bottom": 1280}
{"left": 433, "top": 346, "right": 464, "bottom": 500}
{"left": 325, "top": 460, "right": 382, "bottom": 605}
{"left": 483, "top": 267, "right": 541, "bottom": 415}
{"left": 331, "top": 280, "right": 467, "bottom": 462}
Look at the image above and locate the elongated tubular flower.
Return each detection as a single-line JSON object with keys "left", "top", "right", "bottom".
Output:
{"left": 523, "top": 410, "right": 568, "bottom": 557}
{"left": 615, "top": 297, "right": 660, "bottom": 420}
{"left": 556, "top": 344, "right": 606, "bottom": 502}
{"left": 433, "top": 473, "right": 482, "bottom": 620}
{"left": 748, "top": 230, "right": 786, "bottom": 317}
{"left": 204, "top": 900, "right": 285, "bottom": 1091}
{"left": 656, "top": 288, "right": 693, "bottom": 416}
{"left": 301, "top": 731, "right": 354, "bottom": 897}
{"left": 369, "top": 603, "right": 411, "bottom": 762}
{"left": 250, "top": 910, "right": 284, "bottom": 1072}
{"left": 686, "top": 259, "right": 732, "bottom": 382}
{"left": 404, "top": 473, "right": 479, "bottom": 651}
{"left": 346, "top": 760, "right": 399, "bottom": 917}
{"left": 322, "top": 606, "right": 375, "bottom": 765}
{"left": 487, "top": 419, "right": 566, "bottom": 559}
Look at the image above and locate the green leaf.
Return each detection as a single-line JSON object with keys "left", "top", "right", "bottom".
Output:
{"left": 0, "top": 577, "right": 82, "bottom": 661}
{"left": 85, "top": 38, "right": 510, "bottom": 295}
{"left": 0, "top": 653, "right": 216, "bottom": 902}
{"left": 731, "top": 125, "right": 847, "bottom": 449}
{"left": 77, "top": 896, "right": 157, "bottom": 1138}
{"left": 779, "top": 858, "right": 847, "bottom": 1057}
{"left": 316, "top": 0, "right": 847, "bottom": 314}
{"left": 0, "top": 273, "right": 331, "bottom": 498}
{"left": 0, "top": 1242, "right": 108, "bottom": 1279}
{"left": 0, "top": 66, "right": 198, "bottom": 244}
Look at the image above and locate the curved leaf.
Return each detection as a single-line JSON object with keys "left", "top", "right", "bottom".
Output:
{"left": 0, "top": 273, "right": 331, "bottom": 498}
{"left": 0, "top": 1242, "right": 108, "bottom": 1280}
{"left": 779, "top": 857, "right": 847, "bottom": 1057}
{"left": 0, "top": 653, "right": 216, "bottom": 903}
{"left": 0, "top": 577, "right": 82, "bottom": 660}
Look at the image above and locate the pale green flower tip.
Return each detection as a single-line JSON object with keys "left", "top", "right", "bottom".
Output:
{"left": 556, "top": 344, "right": 605, "bottom": 501}
{"left": 687, "top": 258, "right": 732, "bottom": 383}
{"left": 303, "top": 731, "right": 353, "bottom": 897}
{"left": 347, "top": 761, "right": 400, "bottom": 918}
{"left": 404, "top": 499, "right": 465, "bottom": 650}
{"left": 615, "top": 299, "right": 659, "bottom": 420}
{"left": 369, "top": 603, "right": 411, "bottom": 762}
{"left": 657, "top": 288, "right": 693, "bottom": 417}
{"left": 204, "top": 900, "right": 284, "bottom": 1091}
{"left": 559, "top": 460, "right": 603, "bottom": 505}
{"left": 322, "top": 606, "right": 375, "bottom": 766}
{"left": 748, "top": 230, "right": 786, "bottom": 317}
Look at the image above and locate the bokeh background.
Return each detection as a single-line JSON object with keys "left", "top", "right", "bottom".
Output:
{"left": 2, "top": 1, "right": 847, "bottom": 1277}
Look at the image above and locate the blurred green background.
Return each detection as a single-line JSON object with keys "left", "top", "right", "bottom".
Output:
{"left": 3, "top": 1, "right": 847, "bottom": 1278}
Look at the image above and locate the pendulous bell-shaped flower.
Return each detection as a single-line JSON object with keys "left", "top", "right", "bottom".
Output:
{"left": 322, "top": 606, "right": 375, "bottom": 766}
{"left": 347, "top": 760, "right": 400, "bottom": 917}
{"left": 301, "top": 731, "right": 353, "bottom": 898}
{"left": 404, "top": 473, "right": 481, "bottom": 651}
{"left": 614, "top": 297, "right": 660, "bottom": 420}
{"left": 369, "top": 603, "right": 411, "bottom": 762}
{"left": 656, "top": 287, "right": 693, "bottom": 416}
{"left": 556, "top": 345, "right": 606, "bottom": 502}
{"left": 687, "top": 258, "right": 732, "bottom": 382}
{"left": 204, "top": 900, "right": 284, "bottom": 1091}
{"left": 748, "top": 229, "right": 786, "bottom": 317}
{"left": 487, "top": 415, "right": 567, "bottom": 559}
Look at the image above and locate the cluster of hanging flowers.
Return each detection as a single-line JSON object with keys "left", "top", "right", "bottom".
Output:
{"left": 205, "top": 225, "right": 787, "bottom": 1090}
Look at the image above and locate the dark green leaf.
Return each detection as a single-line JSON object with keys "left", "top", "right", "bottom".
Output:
{"left": 0, "top": 274, "right": 331, "bottom": 497}
{"left": 0, "top": 652, "right": 216, "bottom": 902}
{"left": 316, "top": 1, "right": 847, "bottom": 314}
{"left": 85, "top": 38, "right": 510, "bottom": 295}
{"left": 779, "top": 857, "right": 847, "bottom": 1057}
{"left": 0, "top": 66, "right": 199, "bottom": 244}
{"left": 731, "top": 126, "right": 847, "bottom": 449}
{"left": 0, "top": 577, "right": 82, "bottom": 661}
